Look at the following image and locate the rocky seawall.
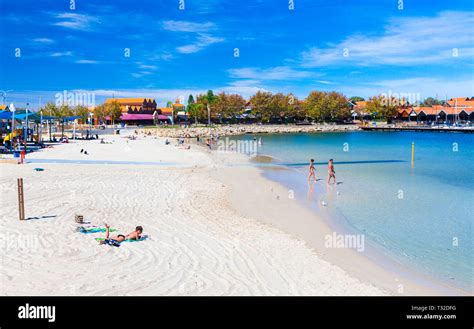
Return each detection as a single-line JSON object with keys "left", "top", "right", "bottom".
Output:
{"left": 138, "top": 124, "right": 361, "bottom": 138}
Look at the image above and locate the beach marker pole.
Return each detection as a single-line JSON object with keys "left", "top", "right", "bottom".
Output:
{"left": 411, "top": 142, "right": 415, "bottom": 167}
{"left": 17, "top": 178, "right": 25, "bottom": 220}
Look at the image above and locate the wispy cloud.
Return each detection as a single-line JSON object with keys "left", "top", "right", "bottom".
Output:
{"left": 50, "top": 51, "right": 73, "bottom": 57}
{"left": 147, "top": 52, "right": 173, "bottom": 61}
{"left": 339, "top": 76, "right": 474, "bottom": 99}
{"left": 316, "top": 80, "right": 334, "bottom": 85}
{"left": 176, "top": 34, "right": 224, "bottom": 54}
{"left": 138, "top": 64, "right": 157, "bottom": 70}
{"left": 228, "top": 66, "right": 314, "bottom": 81}
{"left": 162, "top": 20, "right": 223, "bottom": 54}
{"left": 301, "top": 11, "right": 474, "bottom": 67}
{"left": 162, "top": 20, "right": 215, "bottom": 32}
{"left": 131, "top": 71, "right": 154, "bottom": 78}
{"left": 75, "top": 59, "right": 99, "bottom": 64}
{"left": 52, "top": 13, "right": 100, "bottom": 31}
{"left": 32, "top": 38, "right": 55, "bottom": 44}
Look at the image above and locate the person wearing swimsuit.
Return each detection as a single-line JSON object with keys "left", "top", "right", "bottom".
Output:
{"left": 327, "top": 159, "right": 336, "bottom": 184}
{"left": 99, "top": 224, "right": 143, "bottom": 247}
{"left": 308, "top": 159, "right": 316, "bottom": 182}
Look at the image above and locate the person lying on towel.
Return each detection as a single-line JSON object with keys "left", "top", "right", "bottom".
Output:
{"left": 99, "top": 224, "right": 144, "bottom": 247}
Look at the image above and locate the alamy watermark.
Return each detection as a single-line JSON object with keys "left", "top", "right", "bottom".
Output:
{"left": 380, "top": 90, "right": 420, "bottom": 106}
{"left": 0, "top": 233, "right": 39, "bottom": 251}
{"left": 325, "top": 232, "right": 365, "bottom": 252}
{"left": 216, "top": 137, "right": 258, "bottom": 156}
{"left": 55, "top": 90, "right": 96, "bottom": 107}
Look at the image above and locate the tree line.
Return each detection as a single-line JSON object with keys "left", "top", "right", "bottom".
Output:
{"left": 39, "top": 100, "right": 122, "bottom": 124}
{"left": 186, "top": 91, "right": 398, "bottom": 123}
{"left": 37, "top": 91, "right": 446, "bottom": 124}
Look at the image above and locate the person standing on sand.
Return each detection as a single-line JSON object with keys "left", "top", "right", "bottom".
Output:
{"left": 327, "top": 159, "right": 336, "bottom": 184}
{"left": 308, "top": 159, "right": 316, "bottom": 182}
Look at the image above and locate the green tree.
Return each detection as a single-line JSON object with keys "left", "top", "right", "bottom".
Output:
{"left": 350, "top": 96, "right": 365, "bottom": 103}
{"left": 366, "top": 95, "right": 398, "bottom": 121}
{"left": 284, "top": 93, "right": 301, "bottom": 120}
{"left": 74, "top": 105, "right": 89, "bottom": 123}
{"left": 304, "top": 91, "right": 351, "bottom": 122}
{"left": 187, "top": 94, "right": 195, "bottom": 106}
{"left": 41, "top": 102, "right": 58, "bottom": 117}
{"left": 420, "top": 97, "right": 443, "bottom": 107}
{"left": 327, "top": 92, "right": 351, "bottom": 121}
{"left": 249, "top": 91, "right": 273, "bottom": 123}
{"left": 227, "top": 94, "right": 246, "bottom": 118}
{"left": 197, "top": 90, "right": 218, "bottom": 125}
{"left": 304, "top": 91, "right": 326, "bottom": 121}
{"left": 106, "top": 100, "right": 122, "bottom": 124}
{"left": 269, "top": 93, "right": 287, "bottom": 122}
{"left": 56, "top": 104, "right": 73, "bottom": 118}
{"left": 93, "top": 104, "right": 108, "bottom": 123}
{"left": 187, "top": 103, "right": 206, "bottom": 124}
{"left": 214, "top": 93, "right": 246, "bottom": 120}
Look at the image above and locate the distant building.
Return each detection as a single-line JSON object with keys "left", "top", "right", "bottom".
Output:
{"left": 396, "top": 97, "right": 474, "bottom": 123}
{"left": 105, "top": 98, "right": 158, "bottom": 114}
{"left": 103, "top": 97, "right": 178, "bottom": 125}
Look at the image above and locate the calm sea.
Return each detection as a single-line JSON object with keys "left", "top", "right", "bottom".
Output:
{"left": 232, "top": 131, "right": 473, "bottom": 291}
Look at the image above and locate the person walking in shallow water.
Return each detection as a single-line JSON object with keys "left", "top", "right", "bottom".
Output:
{"left": 327, "top": 159, "right": 336, "bottom": 184}
{"left": 308, "top": 159, "right": 316, "bottom": 182}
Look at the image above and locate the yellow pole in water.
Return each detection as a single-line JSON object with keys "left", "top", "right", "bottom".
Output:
{"left": 411, "top": 142, "right": 415, "bottom": 167}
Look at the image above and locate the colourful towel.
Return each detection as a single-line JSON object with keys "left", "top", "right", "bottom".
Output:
{"left": 79, "top": 227, "right": 117, "bottom": 234}
{"left": 95, "top": 235, "right": 148, "bottom": 243}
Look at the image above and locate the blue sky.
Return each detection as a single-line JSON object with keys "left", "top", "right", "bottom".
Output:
{"left": 0, "top": 0, "right": 473, "bottom": 108}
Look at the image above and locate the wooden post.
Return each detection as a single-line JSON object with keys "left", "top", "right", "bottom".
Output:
{"left": 18, "top": 178, "right": 25, "bottom": 220}
{"left": 411, "top": 142, "right": 415, "bottom": 167}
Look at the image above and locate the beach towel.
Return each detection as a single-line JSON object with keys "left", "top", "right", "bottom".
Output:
{"left": 95, "top": 235, "right": 149, "bottom": 243}
{"left": 78, "top": 227, "right": 117, "bottom": 234}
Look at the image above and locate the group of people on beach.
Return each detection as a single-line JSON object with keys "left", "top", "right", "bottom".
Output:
{"left": 308, "top": 158, "right": 336, "bottom": 184}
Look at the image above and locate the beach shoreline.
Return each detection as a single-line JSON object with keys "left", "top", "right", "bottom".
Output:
{"left": 0, "top": 132, "right": 467, "bottom": 296}
{"left": 209, "top": 149, "right": 468, "bottom": 296}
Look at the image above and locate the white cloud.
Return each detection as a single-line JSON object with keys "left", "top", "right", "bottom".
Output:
{"left": 176, "top": 44, "right": 201, "bottom": 54}
{"left": 176, "top": 34, "right": 224, "bottom": 54}
{"left": 50, "top": 51, "right": 73, "bottom": 57}
{"left": 338, "top": 77, "right": 474, "bottom": 99}
{"left": 75, "top": 59, "right": 99, "bottom": 64}
{"left": 53, "top": 13, "right": 100, "bottom": 31}
{"left": 32, "top": 38, "right": 55, "bottom": 44}
{"left": 131, "top": 71, "right": 154, "bottom": 78}
{"left": 301, "top": 11, "right": 474, "bottom": 67}
{"left": 316, "top": 80, "right": 333, "bottom": 85}
{"left": 138, "top": 64, "right": 157, "bottom": 70}
{"left": 162, "top": 20, "right": 215, "bottom": 32}
{"left": 147, "top": 52, "right": 173, "bottom": 61}
{"left": 228, "top": 66, "right": 314, "bottom": 81}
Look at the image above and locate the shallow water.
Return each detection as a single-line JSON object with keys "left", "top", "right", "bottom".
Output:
{"left": 231, "top": 131, "right": 474, "bottom": 292}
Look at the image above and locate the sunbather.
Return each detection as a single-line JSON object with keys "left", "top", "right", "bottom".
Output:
{"left": 99, "top": 224, "right": 143, "bottom": 246}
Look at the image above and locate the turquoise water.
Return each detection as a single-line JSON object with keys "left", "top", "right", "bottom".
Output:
{"left": 234, "top": 132, "right": 473, "bottom": 292}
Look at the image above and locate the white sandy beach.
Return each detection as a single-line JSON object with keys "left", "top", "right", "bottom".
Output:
{"left": 2, "top": 130, "right": 449, "bottom": 296}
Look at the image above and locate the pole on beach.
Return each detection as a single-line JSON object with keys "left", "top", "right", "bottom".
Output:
{"left": 17, "top": 178, "right": 25, "bottom": 221}
{"left": 411, "top": 142, "right": 415, "bottom": 167}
